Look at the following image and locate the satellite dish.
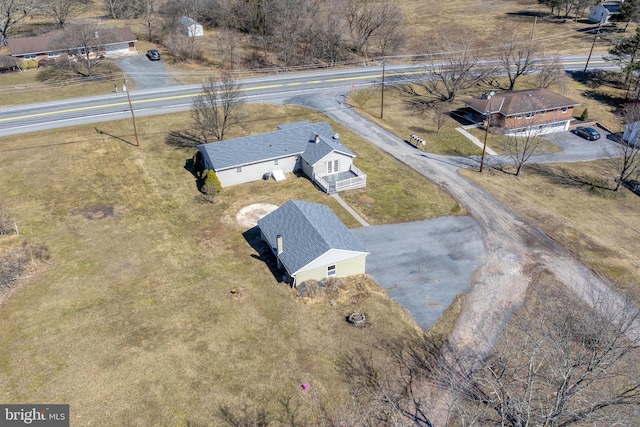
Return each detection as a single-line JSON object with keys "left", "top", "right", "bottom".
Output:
{"left": 489, "top": 91, "right": 495, "bottom": 97}
{"left": 333, "top": 133, "right": 340, "bottom": 139}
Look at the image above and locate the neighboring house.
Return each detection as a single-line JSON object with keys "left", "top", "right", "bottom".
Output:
{"left": 178, "top": 16, "right": 204, "bottom": 37}
{"left": 462, "top": 88, "right": 580, "bottom": 136}
{"left": 589, "top": 2, "right": 622, "bottom": 23}
{"left": 7, "top": 27, "right": 137, "bottom": 62}
{"left": 623, "top": 121, "right": 640, "bottom": 146}
{"left": 197, "top": 121, "right": 366, "bottom": 193}
{"left": 257, "top": 199, "right": 368, "bottom": 287}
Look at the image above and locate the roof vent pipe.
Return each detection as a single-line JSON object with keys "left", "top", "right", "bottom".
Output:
{"left": 276, "top": 235, "right": 283, "bottom": 254}
{"left": 314, "top": 135, "right": 320, "bottom": 144}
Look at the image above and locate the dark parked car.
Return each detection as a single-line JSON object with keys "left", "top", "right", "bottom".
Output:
{"left": 146, "top": 49, "right": 161, "bottom": 61}
{"left": 574, "top": 126, "right": 600, "bottom": 141}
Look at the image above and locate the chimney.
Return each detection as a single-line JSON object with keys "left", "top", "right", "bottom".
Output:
{"left": 314, "top": 135, "right": 320, "bottom": 144}
{"left": 276, "top": 235, "right": 283, "bottom": 270}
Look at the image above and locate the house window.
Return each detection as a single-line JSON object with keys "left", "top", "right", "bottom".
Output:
{"left": 541, "top": 110, "right": 547, "bottom": 116}
{"left": 48, "top": 52, "right": 60, "bottom": 58}
{"left": 236, "top": 166, "right": 243, "bottom": 173}
{"left": 23, "top": 54, "right": 36, "bottom": 60}
{"left": 327, "top": 265, "right": 336, "bottom": 277}
{"left": 516, "top": 114, "right": 523, "bottom": 120}
{"left": 562, "top": 107, "right": 568, "bottom": 113}
{"left": 274, "top": 159, "right": 279, "bottom": 166}
{"left": 525, "top": 112, "right": 535, "bottom": 119}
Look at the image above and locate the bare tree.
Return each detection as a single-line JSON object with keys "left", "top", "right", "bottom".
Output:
{"left": 347, "top": 0, "right": 402, "bottom": 58}
{"left": 500, "top": 105, "right": 547, "bottom": 176}
{"left": 537, "top": 55, "right": 568, "bottom": 92}
{"left": 102, "top": 0, "right": 134, "bottom": 19}
{"left": 447, "top": 281, "right": 640, "bottom": 426}
{"left": 52, "top": 21, "right": 116, "bottom": 77}
{"left": 1, "top": 0, "right": 35, "bottom": 45}
{"left": 415, "top": 25, "right": 491, "bottom": 102}
{"left": 133, "top": 0, "right": 160, "bottom": 41}
{"left": 191, "top": 72, "right": 245, "bottom": 142}
{"left": 496, "top": 23, "right": 540, "bottom": 91}
{"left": 38, "top": 0, "right": 86, "bottom": 29}
{"left": 434, "top": 103, "right": 450, "bottom": 135}
{"left": 606, "top": 102, "right": 640, "bottom": 190}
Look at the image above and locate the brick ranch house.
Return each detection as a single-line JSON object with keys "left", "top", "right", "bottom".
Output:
{"left": 462, "top": 88, "right": 580, "bottom": 136}
{"left": 197, "top": 121, "right": 366, "bottom": 194}
{"left": 7, "top": 27, "right": 137, "bottom": 63}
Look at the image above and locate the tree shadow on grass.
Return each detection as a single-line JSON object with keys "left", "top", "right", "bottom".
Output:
{"left": 94, "top": 127, "right": 137, "bottom": 146}
{"left": 527, "top": 164, "right": 617, "bottom": 194}
{"left": 165, "top": 130, "right": 203, "bottom": 150}
{"left": 242, "top": 226, "right": 285, "bottom": 284}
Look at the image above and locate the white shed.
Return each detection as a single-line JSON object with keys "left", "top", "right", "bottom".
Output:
{"left": 623, "top": 121, "right": 640, "bottom": 147}
{"left": 178, "top": 16, "right": 203, "bottom": 37}
{"left": 588, "top": 2, "right": 622, "bottom": 23}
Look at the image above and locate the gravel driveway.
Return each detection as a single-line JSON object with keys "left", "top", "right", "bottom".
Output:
{"left": 115, "top": 54, "right": 176, "bottom": 89}
{"left": 352, "top": 217, "right": 486, "bottom": 330}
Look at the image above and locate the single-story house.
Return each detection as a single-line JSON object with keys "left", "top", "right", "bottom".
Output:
{"left": 197, "top": 121, "right": 366, "bottom": 193}
{"left": 257, "top": 199, "right": 368, "bottom": 287}
{"left": 462, "top": 88, "right": 580, "bottom": 136}
{"left": 7, "top": 27, "right": 137, "bottom": 62}
{"left": 178, "top": 16, "right": 204, "bottom": 37}
{"left": 589, "top": 2, "right": 622, "bottom": 23}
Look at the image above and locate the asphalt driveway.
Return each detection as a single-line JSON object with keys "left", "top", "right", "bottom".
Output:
{"left": 351, "top": 216, "right": 486, "bottom": 330}
{"left": 116, "top": 54, "right": 175, "bottom": 89}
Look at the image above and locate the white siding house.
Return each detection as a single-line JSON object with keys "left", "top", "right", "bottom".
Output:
{"left": 589, "top": 2, "right": 622, "bottom": 23}
{"left": 197, "top": 121, "right": 366, "bottom": 193}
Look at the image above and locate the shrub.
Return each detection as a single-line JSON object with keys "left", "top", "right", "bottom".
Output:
{"left": 19, "top": 59, "right": 38, "bottom": 70}
{"left": 201, "top": 169, "right": 222, "bottom": 195}
{"left": 580, "top": 108, "right": 589, "bottom": 121}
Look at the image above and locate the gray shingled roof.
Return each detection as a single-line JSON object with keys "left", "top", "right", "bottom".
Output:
{"left": 463, "top": 88, "right": 579, "bottom": 116}
{"left": 257, "top": 200, "right": 368, "bottom": 275}
{"left": 197, "top": 121, "right": 354, "bottom": 171}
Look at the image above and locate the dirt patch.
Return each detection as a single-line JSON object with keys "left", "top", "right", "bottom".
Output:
{"left": 73, "top": 205, "right": 115, "bottom": 220}
{"left": 359, "top": 195, "right": 375, "bottom": 204}
{"left": 236, "top": 203, "right": 278, "bottom": 228}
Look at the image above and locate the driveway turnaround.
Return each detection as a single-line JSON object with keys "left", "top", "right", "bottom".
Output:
{"left": 351, "top": 216, "right": 486, "bottom": 330}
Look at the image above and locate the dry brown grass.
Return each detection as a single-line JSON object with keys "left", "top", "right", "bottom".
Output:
{"left": 0, "top": 103, "right": 457, "bottom": 425}
{"left": 460, "top": 161, "right": 640, "bottom": 301}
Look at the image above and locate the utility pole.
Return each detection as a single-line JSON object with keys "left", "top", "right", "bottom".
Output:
{"left": 380, "top": 58, "right": 385, "bottom": 119}
{"left": 122, "top": 73, "right": 140, "bottom": 147}
{"left": 480, "top": 106, "right": 491, "bottom": 173}
{"left": 583, "top": 23, "right": 602, "bottom": 82}
{"left": 480, "top": 98, "right": 502, "bottom": 173}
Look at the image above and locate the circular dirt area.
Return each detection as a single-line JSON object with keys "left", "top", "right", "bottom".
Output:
{"left": 236, "top": 204, "right": 278, "bottom": 228}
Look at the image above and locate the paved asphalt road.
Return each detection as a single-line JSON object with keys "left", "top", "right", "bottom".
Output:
{"left": 352, "top": 217, "right": 486, "bottom": 330}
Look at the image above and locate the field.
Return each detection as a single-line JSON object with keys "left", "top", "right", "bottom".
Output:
{"left": 460, "top": 161, "right": 640, "bottom": 301}
{"left": 0, "top": 104, "right": 463, "bottom": 425}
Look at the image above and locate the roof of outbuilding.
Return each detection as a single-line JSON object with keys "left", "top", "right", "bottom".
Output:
{"left": 197, "top": 121, "right": 354, "bottom": 171}
{"left": 257, "top": 200, "right": 368, "bottom": 275}
{"left": 462, "top": 88, "right": 579, "bottom": 116}
{"left": 7, "top": 27, "right": 136, "bottom": 56}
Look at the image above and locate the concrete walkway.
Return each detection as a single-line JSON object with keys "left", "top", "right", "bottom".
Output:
{"left": 331, "top": 193, "right": 370, "bottom": 227}
{"left": 456, "top": 127, "right": 497, "bottom": 155}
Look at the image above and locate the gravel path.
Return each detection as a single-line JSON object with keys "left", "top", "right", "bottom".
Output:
{"left": 286, "top": 91, "right": 640, "bottom": 424}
